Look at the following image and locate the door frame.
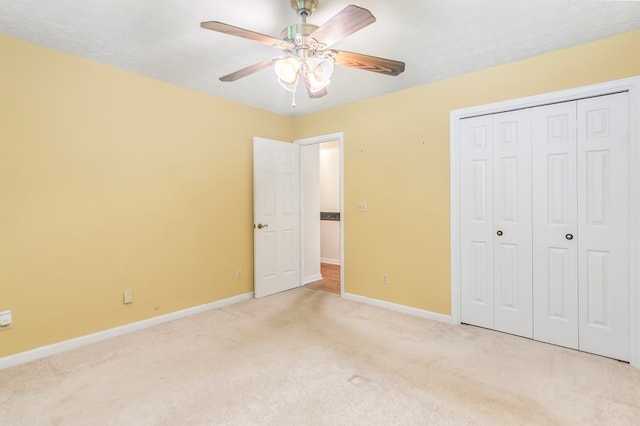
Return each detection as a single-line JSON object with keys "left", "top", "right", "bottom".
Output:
{"left": 450, "top": 76, "right": 640, "bottom": 368}
{"left": 296, "top": 132, "right": 345, "bottom": 295}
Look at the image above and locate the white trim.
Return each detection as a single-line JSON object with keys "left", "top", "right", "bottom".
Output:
{"left": 301, "top": 274, "right": 323, "bottom": 285}
{"left": 450, "top": 109, "right": 462, "bottom": 326}
{"left": 451, "top": 77, "right": 638, "bottom": 119}
{"left": 295, "top": 132, "right": 344, "bottom": 146}
{"left": 0, "top": 292, "right": 253, "bottom": 370}
{"left": 629, "top": 77, "right": 640, "bottom": 369}
{"left": 295, "top": 132, "right": 345, "bottom": 297}
{"left": 343, "top": 293, "right": 453, "bottom": 324}
{"left": 320, "top": 257, "right": 341, "bottom": 265}
{"left": 450, "top": 76, "right": 640, "bottom": 368}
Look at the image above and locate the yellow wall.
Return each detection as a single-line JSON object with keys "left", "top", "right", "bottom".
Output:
{"left": 2, "top": 30, "right": 639, "bottom": 358}
{"left": 293, "top": 30, "right": 640, "bottom": 314}
{"left": 0, "top": 35, "right": 293, "bottom": 357}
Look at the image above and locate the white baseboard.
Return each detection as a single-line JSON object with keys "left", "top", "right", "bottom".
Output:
{"left": 301, "top": 274, "right": 323, "bottom": 285}
{"left": 320, "top": 258, "right": 341, "bottom": 265}
{"left": 0, "top": 292, "right": 254, "bottom": 370}
{"left": 343, "top": 293, "right": 453, "bottom": 324}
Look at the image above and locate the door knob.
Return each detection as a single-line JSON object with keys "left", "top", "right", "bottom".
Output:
{"left": 496, "top": 230, "right": 503, "bottom": 236}
{"left": 565, "top": 233, "right": 574, "bottom": 240}
{"left": 256, "top": 223, "right": 268, "bottom": 229}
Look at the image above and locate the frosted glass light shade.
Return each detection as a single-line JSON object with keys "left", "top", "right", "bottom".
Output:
{"left": 307, "top": 57, "right": 334, "bottom": 93}
{"left": 278, "top": 76, "right": 300, "bottom": 92}
{"left": 275, "top": 57, "right": 301, "bottom": 84}
{"left": 310, "top": 57, "right": 334, "bottom": 81}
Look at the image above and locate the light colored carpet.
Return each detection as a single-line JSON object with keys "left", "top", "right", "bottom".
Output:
{"left": 1, "top": 287, "right": 639, "bottom": 425}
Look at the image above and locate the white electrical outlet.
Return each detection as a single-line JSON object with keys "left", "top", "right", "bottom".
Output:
{"left": 382, "top": 273, "right": 389, "bottom": 284}
{"left": 0, "top": 310, "right": 12, "bottom": 328}
{"left": 235, "top": 268, "right": 242, "bottom": 279}
{"left": 123, "top": 289, "right": 133, "bottom": 304}
{"left": 358, "top": 202, "right": 367, "bottom": 212}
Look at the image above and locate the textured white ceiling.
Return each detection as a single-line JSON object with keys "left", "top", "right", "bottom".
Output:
{"left": 1, "top": 0, "right": 639, "bottom": 117}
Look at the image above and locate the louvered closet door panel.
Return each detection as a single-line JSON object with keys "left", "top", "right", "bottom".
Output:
{"left": 577, "top": 93, "right": 630, "bottom": 361}
{"left": 460, "top": 115, "right": 495, "bottom": 329}
{"left": 531, "top": 101, "right": 579, "bottom": 349}
{"left": 492, "top": 110, "right": 533, "bottom": 338}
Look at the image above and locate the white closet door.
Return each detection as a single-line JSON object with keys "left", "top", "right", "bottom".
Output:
{"left": 460, "top": 115, "right": 494, "bottom": 329}
{"left": 577, "top": 93, "right": 630, "bottom": 361}
{"left": 492, "top": 110, "right": 533, "bottom": 338}
{"left": 531, "top": 101, "right": 579, "bottom": 348}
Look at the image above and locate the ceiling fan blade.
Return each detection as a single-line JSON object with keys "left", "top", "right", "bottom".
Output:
{"left": 307, "top": 86, "right": 328, "bottom": 99}
{"left": 310, "top": 5, "right": 376, "bottom": 48}
{"left": 201, "top": 21, "right": 287, "bottom": 48}
{"left": 302, "top": 74, "right": 328, "bottom": 99}
{"left": 333, "top": 50, "right": 405, "bottom": 76}
{"left": 219, "top": 59, "right": 274, "bottom": 82}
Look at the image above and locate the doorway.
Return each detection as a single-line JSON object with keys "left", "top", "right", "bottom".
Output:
{"left": 306, "top": 263, "right": 340, "bottom": 295}
{"left": 297, "top": 133, "right": 344, "bottom": 296}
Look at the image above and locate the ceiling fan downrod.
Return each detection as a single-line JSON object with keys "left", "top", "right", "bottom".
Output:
{"left": 291, "top": 0, "right": 319, "bottom": 23}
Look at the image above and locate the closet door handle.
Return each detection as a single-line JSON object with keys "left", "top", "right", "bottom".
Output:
{"left": 496, "top": 230, "right": 503, "bottom": 236}
{"left": 565, "top": 233, "right": 574, "bottom": 240}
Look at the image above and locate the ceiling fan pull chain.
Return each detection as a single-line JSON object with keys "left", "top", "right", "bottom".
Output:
{"left": 291, "top": 90, "right": 297, "bottom": 108}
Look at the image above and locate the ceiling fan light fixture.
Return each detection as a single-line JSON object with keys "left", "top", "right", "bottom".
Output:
{"left": 274, "top": 57, "right": 302, "bottom": 84}
{"left": 307, "top": 75, "right": 330, "bottom": 93}
{"left": 277, "top": 75, "right": 300, "bottom": 92}
{"left": 305, "top": 56, "right": 333, "bottom": 93}
{"left": 309, "top": 57, "right": 334, "bottom": 81}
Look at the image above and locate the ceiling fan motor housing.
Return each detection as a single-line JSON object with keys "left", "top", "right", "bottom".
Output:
{"left": 280, "top": 23, "right": 331, "bottom": 63}
{"left": 281, "top": 23, "right": 318, "bottom": 41}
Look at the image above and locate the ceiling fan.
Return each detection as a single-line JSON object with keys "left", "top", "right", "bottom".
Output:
{"left": 200, "top": 0, "right": 405, "bottom": 105}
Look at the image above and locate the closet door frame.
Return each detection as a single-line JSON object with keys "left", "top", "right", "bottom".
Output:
{"left": 450, "top": 76, "right": 640, "bottom": 368}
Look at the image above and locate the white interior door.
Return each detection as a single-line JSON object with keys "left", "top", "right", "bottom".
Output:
{"left": 453, "top": 77, "right": 639, "bottom": 368}
{"left": 532, "top": 101, "right": 579, "bottom": 349}
{"left": 577, "top": 93, "right": 630, "bottom": 361}
{"left": 253, "top": 137, "right": 300, "bottom": 298}
{"left": 460, "top": 115, "right": 495, "bottom": 329}
{"left": 492, "top": 110, "right": 533, "bottom": 338}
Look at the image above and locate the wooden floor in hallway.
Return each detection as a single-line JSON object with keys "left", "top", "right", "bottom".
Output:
{"left": 305, "top": 263, "right": 340, "bottom": 295}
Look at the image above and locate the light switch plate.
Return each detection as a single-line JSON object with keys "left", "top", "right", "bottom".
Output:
{"left": 0, "top": 310, "right": 12, "bottom": 327}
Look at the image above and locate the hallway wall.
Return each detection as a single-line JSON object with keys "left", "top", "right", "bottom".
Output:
{"left": 320, "top": 141, "right": 340, "bottom": 265}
